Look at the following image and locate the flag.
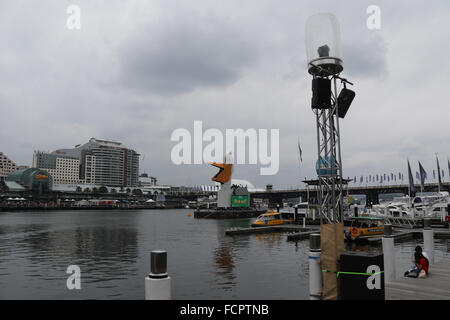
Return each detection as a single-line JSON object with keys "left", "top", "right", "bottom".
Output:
{"left": 418, "top": 161, "right": 427, "bottom": 191}
{"left": 408, "top": 160, "right": 415, "bottom": 194}
{"left": 437, "top": 155, "right": 443, "bottom": 191}
{"left": 298, "top": 138, "right": 303, "bottom": 163}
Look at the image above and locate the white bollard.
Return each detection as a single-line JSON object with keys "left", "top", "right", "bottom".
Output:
{"left": 382, "top": 224, "right": 395, "bottom": 284}
{"left": 145, "top": 250, "right": 171, "bottom": 300}
{"left": 303, "top": 217, "right": 306, "bottom": 228}
{"left": 309, "top": 234, "right": 322, "bottom": 300}
{"left": 423, "top": 219, "right": 434, "bottom": 265}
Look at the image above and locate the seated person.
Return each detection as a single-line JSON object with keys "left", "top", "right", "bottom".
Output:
{"left": 404, "top": 249, "right": 429, "bottom": 278}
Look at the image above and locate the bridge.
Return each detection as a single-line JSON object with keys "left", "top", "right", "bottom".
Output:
{"left": 250, "top": 182, "right": 450, "bottom": 207}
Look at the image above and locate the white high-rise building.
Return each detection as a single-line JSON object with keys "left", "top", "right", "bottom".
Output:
{"left": 0, "top": 152, "right": 17, "bottom": 181}
{"left": 33, "top": 151, "right": 80, "bottom": 184}
{"left": 50, "top": 138, "right": 139, "bottom": 187}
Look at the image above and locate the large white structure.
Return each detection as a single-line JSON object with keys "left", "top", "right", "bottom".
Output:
{"left": 217, "top": 183, "right": 233, "bottom": 208}
{"left": 33, "top": 151, "right": 80, "bottom": 185}
{"left": 34, "top": 138, "right": 140, "bottom": 188}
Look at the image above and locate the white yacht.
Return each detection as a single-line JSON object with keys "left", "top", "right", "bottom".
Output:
{"left": 369, "top": 192, "right": 450, "bottom": 221}
{"left": 413, "top": 192, "right": 450, "bottom": 221}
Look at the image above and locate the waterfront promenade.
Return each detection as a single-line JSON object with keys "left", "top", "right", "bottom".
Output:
{"left": 0, "top": 200, "right": 176, "bottom": 211}
{"left": 386, "top": 259, "right": 450, "bottom": 300}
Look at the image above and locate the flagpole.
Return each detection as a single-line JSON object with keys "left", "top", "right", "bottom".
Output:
{"left": 436, "top": 153, "right": 441, "bottom": 193}
{"left": 298, "top": 137, "right": 302, "bottom": 189}
{"left": 407, "top": 159, "right": 411, "bottom": 198}
{"left": 447, "top": 157, "right": 450, "bottom": 192}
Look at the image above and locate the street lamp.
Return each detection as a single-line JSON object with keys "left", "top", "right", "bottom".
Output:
{"left": 305, "top": 13, "right": 355, "bottom": 223}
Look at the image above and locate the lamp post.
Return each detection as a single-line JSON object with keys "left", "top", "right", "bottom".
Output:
{"left": 305, "top": 13, "right": 355, "bottom": 223}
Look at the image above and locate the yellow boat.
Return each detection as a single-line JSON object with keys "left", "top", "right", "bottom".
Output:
{"left": 251, "top": 211, "right": 285, "bottom": 227}
{"left": 345, "top": 217, "right": 389, "bottom": 241}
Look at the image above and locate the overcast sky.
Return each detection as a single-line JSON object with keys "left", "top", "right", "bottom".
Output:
{"left": 1, "top": 0, "right": 449, "bottom": 188}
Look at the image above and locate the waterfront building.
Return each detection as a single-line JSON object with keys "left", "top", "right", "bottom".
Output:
{"left": 5, "top": 168, "right": 52, "bottom": 194}
{"left": 33, "top": 151, "right": 80, "bottom": 185}
{"left": 0, "top": 152, "right": 18, "bottom": 181}
{"left": 51, "top": 138, "right": 139, "bottom": 188}
{"left": 139, "top": 173, "right": 157, "bottom": 187}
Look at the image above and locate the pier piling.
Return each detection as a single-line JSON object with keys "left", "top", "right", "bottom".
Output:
{"left": 145, "top": 250, "right": 171, "bottom": 300}
{"left": 309, "top": 233, "right": 322, "bottom": 300}
{"left": 382, "top": 224, "right": 395, "bottom": 284}
{"left": 423, "top": 219, "right": 434, "bottom": 264}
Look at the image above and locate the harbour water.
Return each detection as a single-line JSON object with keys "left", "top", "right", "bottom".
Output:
{"left": 0, "top": 209, "right": 449, "bottom": 299}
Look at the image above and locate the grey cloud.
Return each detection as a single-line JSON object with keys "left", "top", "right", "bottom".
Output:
{"left": 1, "top": 1, "right": 449, "bottom": 188}
{"left": 118, "top": 13, "right": 261, "bottom": 95}
{"left": 343, "top": 32, "right": 388, "bottom": 79}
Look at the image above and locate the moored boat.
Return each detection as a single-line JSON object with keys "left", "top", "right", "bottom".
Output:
{"left": 251, "top": 211, "right": 285, "bottom": 227}
{"left": 344, "top": 217, "right": 389, "bottom": 242}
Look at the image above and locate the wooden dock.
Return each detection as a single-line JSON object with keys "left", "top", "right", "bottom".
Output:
{"left": 195, "top": 208, "right": 265, "bottom": 219}
{"left": 385, "top": 259, "right": 450, "bottom": 300}
{"left": 367, "top": 229, "right": 450, "bottom": 245}
{"left": 225, "top": 225, "right": 318, "bottom": 236}
{"left": 286, "top": 230, "right": 318, "bottom": 241}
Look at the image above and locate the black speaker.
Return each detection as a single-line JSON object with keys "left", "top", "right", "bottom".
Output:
{"left": 336, "top": 88, "right": 355, "bottom": 118}
{"left": 339, "top": 252, "right": 384, "bottom": 300}
{"left": 311, "top": 78, "right": 331, "bottom": 109}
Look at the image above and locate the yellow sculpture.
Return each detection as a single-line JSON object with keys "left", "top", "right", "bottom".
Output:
{"left": 210, "top": 162, "right": 232, "bottom": 184}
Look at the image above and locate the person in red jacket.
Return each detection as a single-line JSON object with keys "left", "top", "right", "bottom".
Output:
{"left": 414, "top": 248, "right": 429, "bottom": 274}
{"left": 404, "top": 246, "right": 429, "bottom": 278}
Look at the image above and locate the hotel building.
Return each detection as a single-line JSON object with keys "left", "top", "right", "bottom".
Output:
{"left": 0, "top": 152, "right": 18, "bottom": 181}
{"left": 50, "top": 138, "right": 139, "bottom": 187}
{"left": 33, "top": 151, "right": 80, "bottom": 185}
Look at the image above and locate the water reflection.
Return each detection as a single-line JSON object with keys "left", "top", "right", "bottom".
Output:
{"left": 0, "top": 211, "right": 140, "bottom": 299}
{"left": 213, "top": 220, "right": 238, "bottom": 290}
{"left": 254, "top": 232, "right": 283, "bottom": 249}
{"left": 0, "top": 209, "right": 449, "bottom": 299}
{"left": 214, "top": 243, "right": 235, "bottom": 289}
